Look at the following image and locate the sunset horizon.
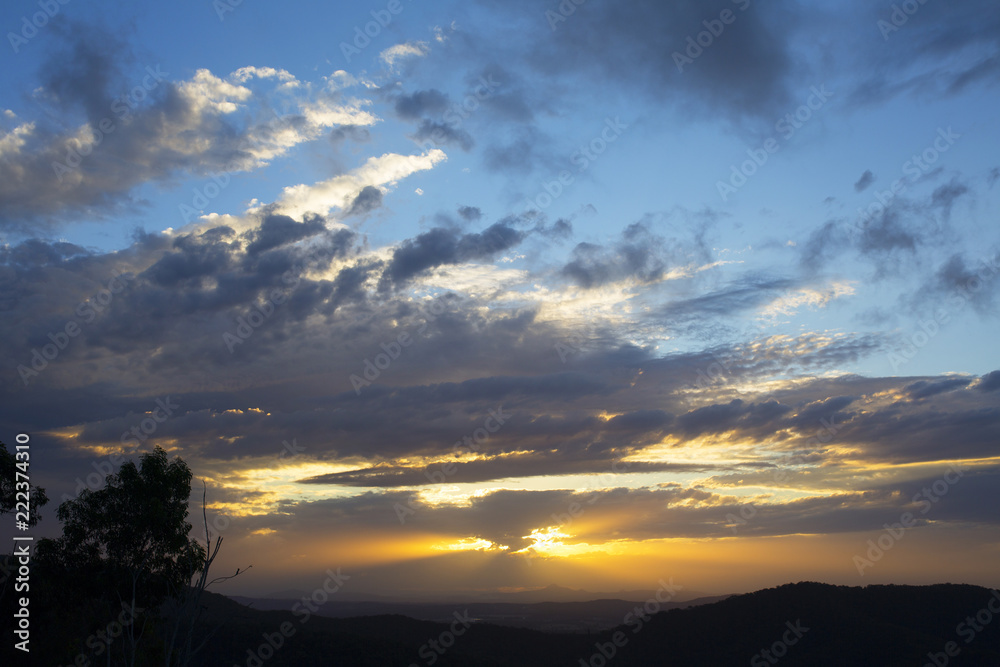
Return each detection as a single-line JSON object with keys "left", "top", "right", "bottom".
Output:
{"left": 2, "top": 0, "right": 998, "bottom": 664}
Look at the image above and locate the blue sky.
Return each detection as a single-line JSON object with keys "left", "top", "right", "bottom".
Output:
{"left": 1, "top": 0, "right": 998, "bottom": 597}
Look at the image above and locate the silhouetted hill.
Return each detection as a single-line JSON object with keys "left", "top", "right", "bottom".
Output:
{"left": 228, "top": 593, "right": 730, "bottom": 632}
{"left": 248, "top": 583, "right": 714, "bottom": 604}
{"left": 10, "top": 578, "right": 996, "bottom": 665}
{"left": 194, "top": 590, "right": 592, "bottom": 666}
{"left": 188, "top": 582, "right": 1000, "bottom": 666}
{"left": 597, "top": 582, "right": 1000, "bottom": 666}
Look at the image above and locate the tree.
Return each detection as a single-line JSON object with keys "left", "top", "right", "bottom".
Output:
{"left": 0, "top": 439, "right": 48, "bottom": 525}
{"left": 35, "top": 446, "right": 207, "bottom": 666}
{"left": 160, "top": 482, "right": 250, "bottom": 667}
{"left": 0, "top": 440, "right": 49, "bottom": 612}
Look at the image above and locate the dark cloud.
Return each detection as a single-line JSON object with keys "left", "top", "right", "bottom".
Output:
{"left": 799, "top": 220, "right": 851, "bottom": 271}
{"left": 479, "top": 0, "right": 800, "bottom": 125}
{"left": 457, "top": 206, "right": 482, "bottom": 222}
{"left": 676, "top": 399, "right": 792, "bottom": 437}
{"left": 329, "top": 124, "right": 371, "bottom": 144}
{"left": 561, "top": 222, "right": 678, "bottom": 289}
{"left": 915, "top": 252, "right": 1000, "bottom": 315}
{"left": 345, "top": 186, "right": 383, "bottom": 218}
{"left": 858, "top": 209, "right": 919, "bottom": 256}
{"left": 144, "top": 233, "right": 237, "bottom": 287}
{"left": 854, "top": 170, "right": 875, "bottom": 192}
{"left": 300, "top": 458, "right": 695, "bottom": 489}
{"left": 975, "top": 371, "right": 1000, "bottom": 392}
{"left": 536, "top": 218, "right": 573, "bottom": 241}
{"left": 394, "top": 89, "right": 450, "bottom": 120}
{"left": 481, "top": 128, "right": 545, "bottom": 172}
{"left": 412, "top": 119, "right": 474, "bottom": 151}
{"left": 849, "top": 0, "right": 1000, "bottom": 106}
{"left": 250, "top": 465, "right": 1000, "bottom": 555}
{"left": 0, "top": 27, "right": 355, "bottom": 232}
{"left": 394, "top": 88, "right": 481, "bottom": 152}
{"left": 378, "top": 220, "right": 526, "bottom": 290}
{"left": 658, "top": 276, "right": 797, "bottom": 331}
{"left": 785, "top": 396, "right": 856, "bottom": 430}
{"left": 905, "top": 378, "right": 972, "bottom": 400}
{"left": 930, "top": 178, "right": 969, "bottom": 221}
{"left": 244, "top": 214, "right": 330, "bottom": 256}
{"left": 988, "top": 167, "right": 1000, "bottom": 188}
{"left": 0, "top": 238, "right": 91, "bottom": 268}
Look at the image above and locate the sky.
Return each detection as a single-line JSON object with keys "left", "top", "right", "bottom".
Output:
{"left": 1, "top": 0, "right": 998, "bottom": 599}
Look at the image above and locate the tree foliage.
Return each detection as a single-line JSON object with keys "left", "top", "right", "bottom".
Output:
{"left": 0, "top": 439, "right": 48, "bottom": 526}
{"left": 33, "top": 446, "right": 210, "bottom": 665}
{"left": 39, "top": 446, "right": 205, "bottom": 605}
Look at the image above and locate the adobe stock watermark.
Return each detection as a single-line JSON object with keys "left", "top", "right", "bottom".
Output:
{"left": 213, "top": 0, "right": 247, "bottom": 21}
{"left": 58, "top": 396, "right": 179, "bottom": 503}
{"left": 350, "top": 297, "right": 455, "bottom": 394}
{"left": 726, "top": 412, "right": 842, "bottom": 536}
{"left": 545, "top": 0, "right": 587, "bottom": 31}
{"left": 850, "top": 127, "right": 961, "bottom": 236}
{"left": 120, "top": 396, "right": 180, "bottom": 448}
{"left": 853, "top": 463, "right": 966, "bottom": 576}
{"left": 339, "top": 0, "right": 414, "bottom": 62}
{"left": 60, "top": 450, "right": 130, "bottom": 505}
{"left": 7, "top": 0, "right": 71, "bottom": 54}
{"left": 922, "top": 590, "right": 1000, "bottom": 667}
{"left": 672, "top": 0, "right": 753, "bottom": 72}
{"left": 524, "top": 117, "right": 628, "bottom": 213}
{"left": 878, "top": 0, "right": 935, "bottom": 40}
{"left": 68, "top": 602, "right": 144, "bottom": 665}
{"left": 180, "top": 110, "right": 298, "bottom": 222}
{"left": 577, "top": 578, "right": 683, "bottom": 666}
{"left": 688, "top": 291, "right": 817, "bottom": 398}
{"left": 239, "top": 567, "right": 350, "bottom": 666}
{"left": 549, "top": 460, "right": 631, "bottom": 533}
{"left": 178, "top": 167, "right": 237, "bottom": 224}
{"left": 886, "top": 253, "right": 999, "bottom": 371}
{"left": 278, "top": 438, "right": 305, "bottom": 460}
{"left": 412, "top": 75, "right": 501, "bottom": 152}
{"left": 408, "top": 610, "right": 473, "bottom": 667}
{"left": 394, "top": 407, "right": 510, "bottom": 524}
{"left": 750, "top": 620, "right": 810, "bottom": 666}
{"left": 554, "top": 330, "right": 640, "bottom": 381}
{"left": 717, "top": 84, "right": 833, "bottom": 202}
{"left": 223, "top": 263, "right": 304, "bottom": 353}
{"left": 520, "top": 459, "right": 631, "bottom": 567}
{"left": 17, "top": 269, "right": 134, "bottom": 386}
{"left": 51, "top": 66, "right": 169, "bottom": 181}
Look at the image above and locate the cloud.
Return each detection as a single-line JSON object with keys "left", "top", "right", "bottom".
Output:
{"left": 0, "top": 28, "right": 379, "bottom": 232}
{"left": 850, "top": 0, "right": 1000, "bottom": 106}
{"left": 904, "top": 378, "right": 971, "bottom": 400}
{"left": 243, "top": 215, "right": 332, "bottom": 256}
{"left": 930, "top": 178, "right": 970, "bottom": 221}
{"left": 536, "top": 218, "right": 573, "bottom": 241}
{"left": 378, "top": 220, "right": 527, "bottom": 290}
{"left": 344, "top": 185, "right": 384, "bottom": 218}
{"left": 561, "top": 222, "right": 688, "bottom": 289}
{"left": 485, "top": 0, "right": 801, "bottom": 124}
{"left": 412, "top": 119, "right": 474, "bottom": 151}
{"left": 975, "top": 370, "right": 1000, "bottom": 392}
{"left": 394, "top": 89, "right": 449, "bottom": 120}
{"left": 379, "top": 41, "right": 430, "bottom": 69}
{"left": 457, "top": 206, "right": 482, "bottom": 222}
{"left": 857, "top": 209, "right": 919, "bottom": 256}
{"left": 658, "top": 277, "right": 798, "bottom": 330}
{"left": 799, "top": 220, "right": 852, "bottom": 271}
{"left": 262, "top": 149, "right": 446, "bottom": 221}
{"left": 854, "top": 170, "right": 875, "bottom": 192}
{"left": 912, "top": 252, "right": 1000, "bottom": 315}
